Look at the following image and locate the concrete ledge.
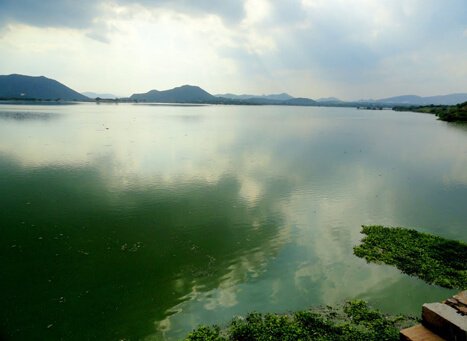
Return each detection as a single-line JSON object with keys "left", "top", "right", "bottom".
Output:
{"left": 400, "top": 324, "right": 445, "bottom": 341}
{"left": 422, "top": 302, "right": 467, "bottom": 341}
{"left": 454, "top": 292, "right": 467, "bottom": 307}
{"left": 446, "top": 291, "right": 467, "bottom": 316}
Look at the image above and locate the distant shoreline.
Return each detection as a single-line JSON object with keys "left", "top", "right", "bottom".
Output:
{"left": 393, "top": 102, "right": 467, "bottom": 122}
{"left": 1, "top": 99, "right": 467, "bottom": 122}
{"left": 0, "top": 97, "right": 394, "bottom": 109}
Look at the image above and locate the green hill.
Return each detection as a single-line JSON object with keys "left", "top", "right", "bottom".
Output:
{"left": 0, "top": 74, "right": 88, "bottom": 101}
{"left": 130, "top": 85, "right": 217, "bottom": 103}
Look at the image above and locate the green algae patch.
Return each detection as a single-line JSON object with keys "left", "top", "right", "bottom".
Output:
{"left": 354, "top": 225, "right": 467, "bottom": 289}
{"left": 186, "top": 300, "right": 416, "bottom": 340}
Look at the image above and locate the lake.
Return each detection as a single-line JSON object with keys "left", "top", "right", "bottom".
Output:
{"left": 1, "top": 103, "right": 466, "bottom": 340}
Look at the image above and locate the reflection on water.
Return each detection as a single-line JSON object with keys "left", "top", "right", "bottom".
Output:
{"left": 0, "top": 104, "right": 466, "bottom": 340}
{"left": 0, "top": 111, "right": 59, "bottom": 120}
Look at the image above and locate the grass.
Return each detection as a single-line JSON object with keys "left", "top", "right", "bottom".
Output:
{"left": 354, "top": 225, "right": 467, "bottom": 289}
{"left": 185, "top": 300, "right": 416, "bottom": 340}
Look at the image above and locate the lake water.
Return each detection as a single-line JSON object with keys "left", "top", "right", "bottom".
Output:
{"left": 1, "top": 103, "right": 466, "bottom": 340}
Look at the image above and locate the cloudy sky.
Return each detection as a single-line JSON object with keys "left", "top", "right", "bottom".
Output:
{"left": 0, "top": 0, "right": 466, "bottom": 99}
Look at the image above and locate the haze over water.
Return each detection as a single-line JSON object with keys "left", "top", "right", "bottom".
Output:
{"left": 1, "top": 104, "right": 466, "bottom": 340}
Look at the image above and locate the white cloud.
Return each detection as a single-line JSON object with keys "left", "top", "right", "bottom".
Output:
{"left": 0, "top": 0, "right": 466, "bottom": 98}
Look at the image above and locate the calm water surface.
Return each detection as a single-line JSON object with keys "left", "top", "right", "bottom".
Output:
{"left": 1, "top": 103, "right": 466, "bottom": 340}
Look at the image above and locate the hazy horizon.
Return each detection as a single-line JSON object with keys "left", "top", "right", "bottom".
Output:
{"left": 0, "top": 1, "right": 466, "bottom": 100}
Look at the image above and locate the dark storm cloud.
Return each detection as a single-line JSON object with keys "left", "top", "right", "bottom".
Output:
{"left": 0, "top": 0, "right": 246, "bottom": 29}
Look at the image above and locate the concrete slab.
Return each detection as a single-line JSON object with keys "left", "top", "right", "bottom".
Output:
{"left": 400, "top": 324, "right": 445, "bottom": 341}
{"left": 454, "top": 291, "right": 467, "bottom": 307}
{"left": 422, "top": 303, "right": 467, "bottom": 341}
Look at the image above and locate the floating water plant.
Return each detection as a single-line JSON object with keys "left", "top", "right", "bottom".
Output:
{"left": 354, "top": 225, "right": 467, "bottom": 289}
{"left": 185, "top": 300, "right": 416, "bottom": 340}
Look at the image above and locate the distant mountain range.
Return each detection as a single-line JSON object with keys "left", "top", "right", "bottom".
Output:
{"left": 215, "top": 93, "right": 294, "bottom": 101}
{"left": 129, "top": 87, "right": 317, "bottom": 105}
{"left": 82, "top": 92, "right": 118, "bottom": 99}
{"left": 371, "top": 94, "right": 467, "bottom": 106}
{"left": 316, "top": 97, "right": 342, "bottom": 103}
{"left": 0, "top": 74, "right": 88, "bottom": 101}
{"left": 0, "top": 74, "right": 466, "bottom": 106}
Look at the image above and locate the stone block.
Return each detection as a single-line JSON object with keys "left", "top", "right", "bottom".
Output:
{"left": 422, "top": 303, "right": 467, "bottom": 341}
{"left": 400, "top": 324, "right": 445, "bottom": 340}
{"left": 454, "top": 292, "right": 467, "bottom": 307}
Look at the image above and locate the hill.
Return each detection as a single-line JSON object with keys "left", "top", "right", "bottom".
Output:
{"left": 283, "top": 97, "right": 317, "bottom": 106}
{"left": 130, "top": 85, "right": 217, "bottom": 103}
{"left": 82, "top": 92, "right": 118, "bottom": 99}
{"left": 0, "top": 74, "right": 88, "bottom": 101}
{"left": 376, "top": 93, "right": 467, "bottom": 106}
{"left": 317, "top": 97, "right": 342, "bottom": 103}
{"left": 216, "top": 93, "right": 294, "bottom": 101}
{"left": 215, "top": 92, "right": 317, "bottom": 106}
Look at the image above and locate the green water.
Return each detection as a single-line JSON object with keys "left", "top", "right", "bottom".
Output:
{"left": 0, "top": 103, "right": 466, "bottom": 340}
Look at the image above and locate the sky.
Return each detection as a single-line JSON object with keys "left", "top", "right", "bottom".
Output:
{"left": 0, "top": 0, "right": 466, "bottom": 99}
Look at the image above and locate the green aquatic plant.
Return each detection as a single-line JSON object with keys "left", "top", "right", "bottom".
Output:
{"left": 354, "top": 225, "right": 467, "bottom": 289}
{"left": 185, "top": 300, "right": 416, "bottom": 340}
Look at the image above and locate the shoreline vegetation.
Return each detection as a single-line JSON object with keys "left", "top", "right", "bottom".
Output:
{"left": 354, "top": 225, "right": 467, "bottom": 290}
{"left": 393, "top": 101, "right": 467, "bottom": 122}
{"left": 185, "top": 300, "right": 417, "bottom": 341}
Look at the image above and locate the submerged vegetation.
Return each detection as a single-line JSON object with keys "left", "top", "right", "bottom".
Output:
{"left": 186, "top": 300, "right": 416, "bottom": 341}
{"left": 393, "top": 101, "right": 467, "bottom": 122}
{"left": 354, "top": 225, "right": 467, "bottom": 289}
